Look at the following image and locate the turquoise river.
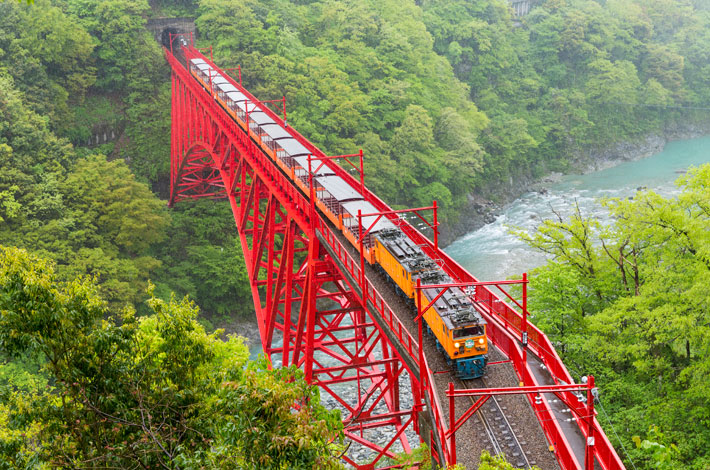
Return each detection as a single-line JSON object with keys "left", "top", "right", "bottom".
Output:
{"left": 445, "top": 135, "right": 710, "bottom": 281}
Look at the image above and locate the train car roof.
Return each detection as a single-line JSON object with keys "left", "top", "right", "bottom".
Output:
{"left": 249, "top": 111, "right": 276, "bottom": 126}
{"left": 217, "top": 83, "right": 239, "bottom": 93}
{"left": 293, "top": 155, "right": 335, "bottom": 176}
{"left": 211, "top": 75, "right": 229, "bottom": 84}
{"left": 342, "top": 200, "right": 396, "bottom": 232}
{"left": 261, "top": 124, "right": 292, "bottom": 140}
{"left": 421, "top": 283, "right": 486, "bottom": 329}
{"left": 225, "top": 91, "right": 248, "bottom": 102}
{"left": 190, "top": 58, "right": 207, "bottom": 65}
{"left": 277, "top": 138, "right": 310, "bottom": 157}
{"left": 442, "top": 311, "right": 486, "bottom": 330}
{"left": 316, "top": 175, "right": 364, "bottom": 202}
{"left": 375, "top": 229, "right": 440, "bottom": 274}
{"left": 205, "top": 70, "right": 222, "bottom": 81}
{"left": 376, "top": 230, "right": 421, "bottom": 260}
{"left": 194, "top": 63, "right": 212, "bottom": 71}
{"left": 235, "top": 100, "right": 262, "bottom": 114}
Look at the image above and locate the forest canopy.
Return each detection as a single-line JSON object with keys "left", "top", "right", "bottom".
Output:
{"left": 0, "top": 246, "right": 344, "bottom": 469}
{"left": 2, "top": 0, "right": 709, "bottom": 317}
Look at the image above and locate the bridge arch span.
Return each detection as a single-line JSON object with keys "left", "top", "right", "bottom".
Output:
{"left": 170, "top": 141, "right": 226, "bottom": 204}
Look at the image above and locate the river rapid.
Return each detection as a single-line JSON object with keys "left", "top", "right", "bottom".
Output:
{"left": 445, "top": 135, "right": 710, "bottom": 281}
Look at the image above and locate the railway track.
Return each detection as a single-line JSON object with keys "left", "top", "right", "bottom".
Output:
{"left": 324, "top": 225, "right": 553, "bottom": 468}
{"left": 462, "top": 377, "right": 532, "bottom": 469}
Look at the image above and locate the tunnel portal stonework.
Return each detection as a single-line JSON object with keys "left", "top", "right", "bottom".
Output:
{"left": 146, "top": 17, "right": 196, "bottom": 47}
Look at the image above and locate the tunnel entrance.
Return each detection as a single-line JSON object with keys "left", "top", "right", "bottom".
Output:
{"left": 146, "top": 17, "right": 196, "bottom": 48}
{"left": 161, "top": 27, "right": 185, "bottom": 51}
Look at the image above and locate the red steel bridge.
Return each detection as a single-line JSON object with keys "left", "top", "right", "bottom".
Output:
{"left": 165, "top": 39, "right": 626, "bottom": 470}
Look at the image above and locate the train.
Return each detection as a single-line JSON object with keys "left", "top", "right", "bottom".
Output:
{"left": 187, "top": 55, "right": 488, "bottom": 379}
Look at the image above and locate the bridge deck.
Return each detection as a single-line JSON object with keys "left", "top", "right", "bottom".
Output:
{"left": 528, "top": 355, "right": 603, "bottom": 470}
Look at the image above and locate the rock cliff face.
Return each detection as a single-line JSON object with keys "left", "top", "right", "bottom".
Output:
{"left": 441, "top": 123, "right": 710, "bottom": 246}
{"left": 574, "top": 135, "right": 667, "bottom": 173}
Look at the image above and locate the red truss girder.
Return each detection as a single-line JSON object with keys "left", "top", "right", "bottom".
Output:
{"left": 166, "top": 50, "right": 420, "bottom": 468}
{"left": 167, "top": 41, "right": 628, "bottom": 470}
{"left": 170, "top": 143, "right": 225, "bottom": 202}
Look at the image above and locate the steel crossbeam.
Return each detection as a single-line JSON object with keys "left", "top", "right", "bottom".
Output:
{"left": 446, "top": 378, "right": 599, "bottom": 470}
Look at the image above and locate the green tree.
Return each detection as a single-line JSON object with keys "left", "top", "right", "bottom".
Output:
{"left": 0, "top": 246, "right": 344, "bottom": 469}
{"left": 1, "top": 149, "right": 170, "bottom": 310}
{"left": 0, "top": 186, "right": 20, "bottom": 223}
{"left": 153, "top": 199, "right": 252, "bottom": 321}
{"left": 585, "top": 58, "right": 641, "bottom": 105}
{"left": 640, "top": 43, "right": 685, "bottom": 97}
{"left": 194, "top": 0, "right": 486, "bottom": 219}
{"left": 66, "top": 0, "right": 163, "bottom": 93}
{"left": 0, "top": 0, "right": 96, "bottom": 132}
{"left": 516, "top": 165, "right": 710, "bottom": 469}
{"left": 477, "top": 450, "right": 538, "bottom": 469}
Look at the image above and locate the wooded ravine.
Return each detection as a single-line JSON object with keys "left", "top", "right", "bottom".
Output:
{"left": 1, "top": 0, "right": 710, "bottom": 468}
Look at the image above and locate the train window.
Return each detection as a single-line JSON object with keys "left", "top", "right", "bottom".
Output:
{"left": 453, "top": 326, "right": 484, "bottom": 338}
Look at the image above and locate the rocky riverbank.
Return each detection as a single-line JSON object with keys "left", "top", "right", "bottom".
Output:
{"left": 440, "top": 122, "right": 710, "bottom": 247}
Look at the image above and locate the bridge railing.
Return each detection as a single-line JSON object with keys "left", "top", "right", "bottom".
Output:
{"left": 429, "top": 256, "right": 624, "bottom": 470}
{"left": 342, "top": 180, "right": 623, "bottom": 468}
{"left": 484, "top": 307, "right": 580, "bottom": 469}
{"left": 314, "top": 217, "right": 420, "bottom": 366}
{"left": 425, "top": 364, "right": 452, "bottom": 464}
{"left": 315, "top": 215, "right": 462, "bottom": 465}
{"left": 174, "top": 47, "right": 317, "bottom": 230}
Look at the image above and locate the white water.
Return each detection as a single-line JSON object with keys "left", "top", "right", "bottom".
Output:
{"left": 445, "top": 136, "right": 710, "bottom": 280}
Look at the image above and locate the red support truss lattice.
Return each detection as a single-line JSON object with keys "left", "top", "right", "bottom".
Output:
{"left": 165, "top": 39, "right": 626, "bottom": 470}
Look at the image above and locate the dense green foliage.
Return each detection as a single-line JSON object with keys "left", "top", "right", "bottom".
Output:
{"left": 378, "top": 445, "right": 532, "bottom": 469}
{"left": 152, "top": 200, "right": 252, "bottom": 320}
{"left": 195, "top": 0, "right": 489, "bottom": 214}
{"left": 0, "top": 247, "right": 344, "bottom": 469}
{"left": 191, "top": 0, "right": 710, "bottom": 216}
{"left": 3, "top": 0, "right": 709, "bottom": 314}
{"left": 0, "top": 68, "right": 169, "bottom": 311}
{"left": 516, "top": 165, "right": 710, "bottom": 469}
{"left": 422, "top": 0, "right": 710, "bottom": 188}
{"left": 0, "top": 0, "right": 95, "bottom": 134}
{"left": 0, "top": 0, "right": 251, "bottom": 320}
{"left": 477, "top": 451, "right": 538, "bottom": 470}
